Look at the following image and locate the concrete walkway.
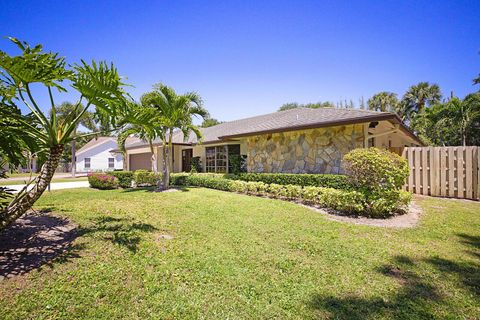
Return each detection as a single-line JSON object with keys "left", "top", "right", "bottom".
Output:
{"left": 4, "top": 181, "right": 90, "bottom": 193}
{"left": 1, "top": 173, "right": 87, "bottom": 182}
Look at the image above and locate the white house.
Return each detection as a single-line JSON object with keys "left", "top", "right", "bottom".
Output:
{"left": 76, "top": 137, "right": 123, "bottom": 172}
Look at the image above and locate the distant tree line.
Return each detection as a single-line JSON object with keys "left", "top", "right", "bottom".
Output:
{"left": 278, "top": 73, "right": 480, "bottom": 146}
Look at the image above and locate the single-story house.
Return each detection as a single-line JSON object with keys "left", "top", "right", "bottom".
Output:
{"left": 76, "top": 137, "right": 124, "bottom": 172}
{"left": 124, "top": 107, "right": 423, "bottom": 174}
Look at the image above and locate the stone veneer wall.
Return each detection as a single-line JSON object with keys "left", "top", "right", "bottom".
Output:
{"left": 246, "top": 124, "right": 364, "bottom": 174}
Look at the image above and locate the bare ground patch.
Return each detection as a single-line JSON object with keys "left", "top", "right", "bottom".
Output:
{"left": 302, "top": 201, "right": 422, "bottom": 228}
{"left": 0, "top": 211, "right": 77, "bottom": 280}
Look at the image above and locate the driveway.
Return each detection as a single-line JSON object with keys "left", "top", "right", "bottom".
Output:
{"left": 1, "top": 173, "right": 87, "bottom": 182}
{"left": 4, "top": 181, "right": 90, "bottom": 193}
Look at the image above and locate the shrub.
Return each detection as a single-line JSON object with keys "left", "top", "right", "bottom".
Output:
{"left": 245, "top": 181, "right": 267, "bottom": 195}
{"left": 343, "top": 148, "right": 411, "bottom": 217}
{"left": 284, "top": 184, "right": 303, "bottom": 199}
{"left": 167, "top": 172, "right": 411, "bottom": 217}
{"left": 88, "top": 173, "right": 118, "bottom": 190}
{"left": 343, "top": 147, "right": 409, "bottom": 192}
{"left": 229, "top": 154, "right": 247, "bottom": 174}
{"left": 190, "top": 157, "right": 202, "bottom": 173}
{"left": 133, "top": 170, "right": 162, "bottom": 187}
{"left": 110, "top": 171, "right": 134, "bottom": 188}
{"left": 170, "top": 173, "right": 189, "bottom": 185}
{"left": 226, "top": 173, "right": 352, "bottom": 190}
{"left": 230, "top": 180, "right": 248, "bottom": 193}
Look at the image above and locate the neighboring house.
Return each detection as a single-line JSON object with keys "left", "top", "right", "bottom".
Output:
{"left": 76, "top": 137, "right": 123, "bottom": 172}
{"left": 125, "top": 108, "right": 423, "bottom": 174}
{"left": 1, "top": 153, "right": 37, "bottom": 173}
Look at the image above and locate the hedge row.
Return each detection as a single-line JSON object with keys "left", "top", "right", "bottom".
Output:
{"left": 225, "top": 173, "right": 353, "bottom": 190}
{"left": 88, "top": 170, "right": 162, "bottom": 189}
{"left": 170, "top": 173, "right": 411, "bottom": 217}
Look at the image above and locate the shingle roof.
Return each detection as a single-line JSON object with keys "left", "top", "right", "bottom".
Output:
{"left": 77, "top": 136, "right": 117, "bottom": 155}
{"left": 125, "top": 107, "right": 410, "bottom": 149}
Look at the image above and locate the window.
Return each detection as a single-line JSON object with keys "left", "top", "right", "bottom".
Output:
{"left": 205, "top": 145, "right": 240, "bottom": 173}
{"left": 84, "top": 158, "right": 91, "bottom": 169}
{"left": 108, "top": 158, "right": 115, "bottom": 168}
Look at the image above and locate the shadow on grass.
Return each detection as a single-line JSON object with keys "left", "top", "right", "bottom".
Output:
{"left": 120, "top": 186, "right": 190, "bottom": 193}
{"left": 77, "top": 216, "right": 157, "bottom": 253}
{"left": 0, "top": 211, "right": 159, "bottom": 279}
{"left": 0, "top": 211, "right": 79, "bottom": 279}
{"left": 309, "top": 233, "right": 480, "bottom": 319}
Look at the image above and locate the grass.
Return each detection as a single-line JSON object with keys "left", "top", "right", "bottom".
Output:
{"left": 0, "top": 187, "right": 479, "bottom": 319}
{"left": 0, "top": 177, "right": 88, "bottom": 186}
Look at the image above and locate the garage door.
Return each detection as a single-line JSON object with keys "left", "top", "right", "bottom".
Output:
{"left": 129, "top": 153, "right": 151, "bottom": 171}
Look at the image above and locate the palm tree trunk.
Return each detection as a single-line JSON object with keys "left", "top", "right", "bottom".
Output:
{"left": 0, "top": 144, "right": 64, "bottom": 230}
{"left": 71, "top": 138, "right": 76, "bottom": 177}
{"left": 160, "top": 140, "right": 169, "bottom": 190}
{"left": 149, "top": 141, "right": 158, "bottom": 173}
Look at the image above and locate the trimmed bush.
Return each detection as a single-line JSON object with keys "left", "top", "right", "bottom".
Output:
{"left": 110, "top": 171, "right": 134, "bottom": 188}
{"left": 343, "top": 147, "right": 409, "bottom": 191}
{"left": 343, "top": 148, "right": 411, "bottom": 217}
{"left": 226, "top": 173, "right": 352, "bottom": 190}
{"left": 171, "top": 173, "right": 366, "bottom": 215}
{"left": 134, "top": 170, "right": 162, "bottom": 187}
{"left": 88, "top": 173, "right": 118, "bottom": 190}
{"left": 170, "top": 173, "right": 189, "bottom": 186}
{"left": 171, "top": 169, "right": 410, "bottom": 217}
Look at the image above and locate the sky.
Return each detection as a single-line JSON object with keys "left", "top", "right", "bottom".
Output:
{"left": 1, "top": 0, "right": 479, "bottom": 122}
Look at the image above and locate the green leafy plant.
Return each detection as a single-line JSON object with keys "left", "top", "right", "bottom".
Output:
{"left": 88, "top": 173, "right": 118, "bottom": 190}
{"left": 190, "top": 156, "right": 202, "bottom": 173}
{"left": 110, "top": 171, "right": 134, "bottom": 188}
{"left": 226, "top": 173, "right": 352, "bottom": 190}
{"left": 133, "top": 170, "right": 162, "bottom": 187}
{"left": 343, "top": 148, "right": 411, "bottom": 217}
{"left": 0, "top": 37, "right": 129, "bottom": 230}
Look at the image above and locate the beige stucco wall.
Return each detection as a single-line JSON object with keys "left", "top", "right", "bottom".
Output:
{"left": 246, "top": 124, "right": 364, "bottom": 174}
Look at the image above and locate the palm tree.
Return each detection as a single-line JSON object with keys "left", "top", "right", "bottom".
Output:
{"left": 117, "top": 102, "right": 163, "bottom": 173}
{"left": 401, "top": 82, "right": 442, "bottom": 118}
{"left": 367, "top": 92, "right": 399, "bottom": 112}
{"left": 443, "top": 94, "right": 480, "bottom": 146}
{"left": 51, "top": 102, "right": 96, "bottom": 177}
{"left": 0, "top": 37, "right": 129, "bottom": 230}
{"left": 141, "top": 83, "right": 208, "bottom": 189}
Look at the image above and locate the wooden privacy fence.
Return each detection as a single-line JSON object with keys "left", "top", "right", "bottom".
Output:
{"left": 402, "top": 147, "right": 480, "bottom": 200}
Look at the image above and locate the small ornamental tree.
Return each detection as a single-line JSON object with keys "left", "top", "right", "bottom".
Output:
{"left": 0, "top": 37, "right": 129, "bottom": 230}
{"left": 343, "top": 148, "right": 411, "bottom": 217}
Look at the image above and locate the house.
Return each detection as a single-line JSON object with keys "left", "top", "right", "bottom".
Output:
{"left": 76, "top": 137, "right": 124, "bottom": 172}
{"left": 124, "top": 108, "right": 423, "bottom": 174}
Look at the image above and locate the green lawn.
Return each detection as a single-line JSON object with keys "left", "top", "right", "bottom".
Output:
{"left": 0, "top": 177, "right": 88, "bottom": 186}
{"left": 1, "top": 187, "right": 479, "bottom": 319}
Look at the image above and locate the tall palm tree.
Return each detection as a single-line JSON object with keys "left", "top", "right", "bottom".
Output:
{"left": 439, "top": 94, "right": 480, "bottom": 146}
{"left": 51, "top": 102, "right": 96, "bottom": 177}
{"left": 117, "top": 102, "right": 163, "bottom": 173}
{"left": 141, "top": 83, "right": 208, "bottom": 189}
{"left": 401, "top": 82, "right": 442, "bottom": 118}
{"left": 0, "top": 37, "right": 129, "bottom": 230}
{"left": 367, "top": 92, "right": 399, "bottom": 112}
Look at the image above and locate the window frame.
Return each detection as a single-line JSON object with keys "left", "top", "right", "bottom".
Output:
{"left": 205, "top": 144, "right": 241, "bottom": 173}
{"left": 84, "top": 157, "right": 91, "bottom": 169}
{"left": 108, "top": 157, "right": 115, "bottom": 169}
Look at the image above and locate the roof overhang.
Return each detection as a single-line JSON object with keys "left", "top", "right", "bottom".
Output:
{"left": 217, "top": 113, "right": 424, "bottom": 146}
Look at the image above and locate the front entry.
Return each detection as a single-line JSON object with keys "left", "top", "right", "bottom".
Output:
{"left": 182, "top": 149, "right": 193, "bottom": 172}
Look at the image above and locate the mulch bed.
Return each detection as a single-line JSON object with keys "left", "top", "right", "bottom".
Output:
{"left": 0, "top": 211, "right": 77, "bottom": 280}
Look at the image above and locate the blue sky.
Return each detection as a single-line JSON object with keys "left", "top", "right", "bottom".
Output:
{"left": 1, "top": 0, "right": 479, "bottom": 122}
